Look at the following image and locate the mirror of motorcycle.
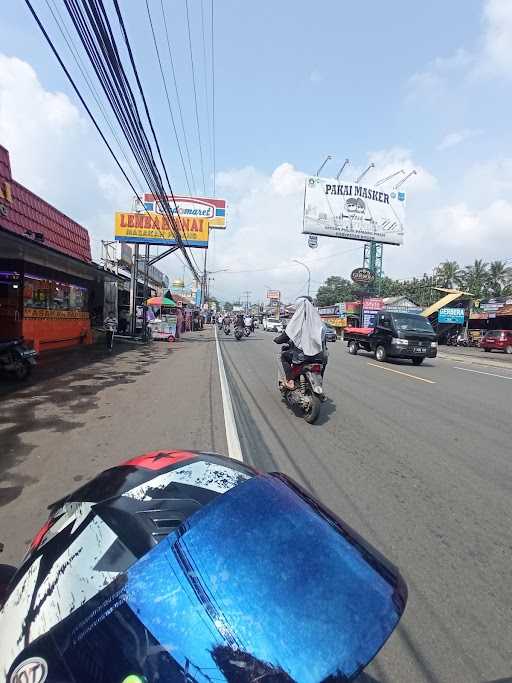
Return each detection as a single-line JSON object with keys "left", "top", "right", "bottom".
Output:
{"left": 48, "top": 473, "right": 407, "bottom": 682}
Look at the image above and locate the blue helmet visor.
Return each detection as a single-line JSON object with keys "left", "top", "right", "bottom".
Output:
{"left": 121, "top": 473, "right": 406, "bottom": 682}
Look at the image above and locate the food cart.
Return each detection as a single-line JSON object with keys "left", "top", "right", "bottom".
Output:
{"left": 147, "top": 296, "right": 178, "bottom": 341}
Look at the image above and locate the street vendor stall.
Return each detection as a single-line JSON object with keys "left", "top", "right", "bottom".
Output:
{"left": 147, "top": 296, "right": 177, "bottom": 341}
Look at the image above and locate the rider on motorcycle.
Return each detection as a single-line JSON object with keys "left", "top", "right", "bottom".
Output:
{"left": 274, "top": 297, "right": 326, "bottom": 390}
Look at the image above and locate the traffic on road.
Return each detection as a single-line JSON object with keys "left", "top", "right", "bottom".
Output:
{"left": 1, "top": 2, "right": 512, "bottom": 683}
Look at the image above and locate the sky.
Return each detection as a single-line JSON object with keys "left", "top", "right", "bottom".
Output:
{"left": 1, "top": 0, "right": 512, "bottom": 304}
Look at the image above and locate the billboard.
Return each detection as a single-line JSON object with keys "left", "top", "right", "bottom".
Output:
{"left": 303, "top": 176, "right": 406, "bottom": 246}
{"left": 362, "top": 297, "right": 384, "bottom": 328}
{"left": 115, "top": 211, "right": 209, "bottom": 247}
{"left": 267, "top": 290, "right": 281, "bottom": 300}
{"left": 143, "top": 194, "right": 226, "bottom": 229}
{"left": 438, "top": 307, "right": 465, "bottom": 324}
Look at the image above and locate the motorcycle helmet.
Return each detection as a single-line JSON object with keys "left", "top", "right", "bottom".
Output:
{"left": 0, "top": 450, "right": 407, "bottom": 682}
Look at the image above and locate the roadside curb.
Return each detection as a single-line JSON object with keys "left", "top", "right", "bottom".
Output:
{"left": 438, "top": 352, "right": 512, "bottom": 370}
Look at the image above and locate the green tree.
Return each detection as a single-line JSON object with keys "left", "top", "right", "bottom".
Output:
{"left": 458, "top": 259, "right": 489, "bottom": 298}
{"left": 487, "top": 260, "right": 512, "bottom": 297}
{"left": 315, "top": 276, "right": 357, "bottom": 306}
{"left": 223, "top": 301, "right": 234, "bottom": 311}
{"left": 434, "top": 261, "right": 461, "bottom": 288}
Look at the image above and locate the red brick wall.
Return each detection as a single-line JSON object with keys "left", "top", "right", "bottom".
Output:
{"left": 0, "top": 145, "right": 92, "bottom": 263}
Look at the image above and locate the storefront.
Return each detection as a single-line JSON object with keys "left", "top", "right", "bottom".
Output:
{"left": 0, "top": 145, "right": 101, "bottom": 351}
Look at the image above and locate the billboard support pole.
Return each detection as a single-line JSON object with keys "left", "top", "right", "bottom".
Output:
{"left": 315, "top": 155, "right": 332, "bottom": 177}
{"left": 148, "top": 245, "right": 179, "bottom": 266}
{"left": 130, "top": 243, "right": 139, "bottom": 336}
{"left": 142, "top": 243, "right": 150, "bottom": 341}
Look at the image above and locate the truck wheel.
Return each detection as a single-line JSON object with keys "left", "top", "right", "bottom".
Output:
{"left": 375, "top": 345, "right": 387, "bottom": 362}
{"left": 484, "top": 348, "right": 490, "bottom": 352}
{"left": 412, "top": 357, "right": 424, "bottom": 366}
{"left": 348, "top": 341, "right": 358, "bottom": 355}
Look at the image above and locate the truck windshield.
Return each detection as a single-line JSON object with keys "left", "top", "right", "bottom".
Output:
{"left": 392, "top": 314, "right": 433, "bottom": 333}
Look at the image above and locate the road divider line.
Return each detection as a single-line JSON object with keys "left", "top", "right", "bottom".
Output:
{"left": 453, "top": 366, "right": 512, "bottom": 381}
{"left": 367, "top": 362, "right": 436, "bottom": 384}
{"left": 214, "top": 325, "right": 243, "bottom": 461}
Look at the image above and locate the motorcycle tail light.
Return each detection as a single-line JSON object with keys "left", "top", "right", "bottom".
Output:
{"left": 310, "top": 364, "right": 322, "bottom": 373}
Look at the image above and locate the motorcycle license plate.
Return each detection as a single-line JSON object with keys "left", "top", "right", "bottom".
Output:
{"left": 413, "top": 347, "right": 426, "bottom": 353}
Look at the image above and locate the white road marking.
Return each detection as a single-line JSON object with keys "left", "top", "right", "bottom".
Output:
{"left": 367, "top": 362, "right": 436, "bottom": 384}
{"left": 453, "top": 366, "right": 512, "bottom": 381}
{"left": 215, "top": 325, "right": 243, "bottom": 461}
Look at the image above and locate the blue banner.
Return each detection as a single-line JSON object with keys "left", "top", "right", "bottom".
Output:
{"left": 438, "top": 307, "right": 465, "bottom": 324}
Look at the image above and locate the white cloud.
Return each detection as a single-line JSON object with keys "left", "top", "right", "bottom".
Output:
{"left": 407, "top": 0, "right": 512, "bottom": 98}
{"left": 479, "top": 0, "right": 512, "bottom": 77}
{"left": 0, "top": 53, "right": 133, "bottom": 261}
{"left": 309, "top": 69, "right": 323, "bottom": 84}
{"left": 437, "top": 128, "right": 483, "bottom": 151}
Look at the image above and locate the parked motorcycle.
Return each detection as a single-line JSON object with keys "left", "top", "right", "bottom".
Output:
{"left": 104, "top": 316, "right": 117, "bottom": 352}
{"left": 279, "top": 357, "right": 326, "bottom": 423}
{"left": 0, "top": 450, "right": 407, "bottom": 681}
{"left": 0, "top": 339, "right": 38, "bottom": 380}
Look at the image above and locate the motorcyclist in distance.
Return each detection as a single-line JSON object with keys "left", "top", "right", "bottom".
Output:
{"left": 274, "top": 297, "right": 326, "bottom": 390}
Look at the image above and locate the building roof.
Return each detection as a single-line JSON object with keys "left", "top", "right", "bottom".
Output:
{"left": 0, "top": 145, "right": 91, "bottom": 263}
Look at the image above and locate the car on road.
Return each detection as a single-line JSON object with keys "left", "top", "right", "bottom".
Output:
{"left": 323, "top": 324, "right": 337, "bottom": 342}
{"left": 479, "top": 329, "right": 512, "bottom": 354}
{"left": 263, "top": 317, "right": 284, "bottom": 333}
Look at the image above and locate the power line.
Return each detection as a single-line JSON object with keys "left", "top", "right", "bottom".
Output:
{"left": 200, "top": 0, "right": 212, "bottom": 195}
{"left": 185, "top": 0, "right": 207, "bottom": 196}
{"left": 145, "top": 0, "right": 192, "bottom": 196}
{"left": 159, "top": 0, "right": 197, "bottom": 195}
{"left": 210, "top": 0, "right": 216, "bottom": 196}
{"left": 55, "top": 0, "right": 200, "bottom": 277}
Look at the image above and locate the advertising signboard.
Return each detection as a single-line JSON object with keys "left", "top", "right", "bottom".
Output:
{"left": 438, "top": 307, "right": 465, "bottom": 324}
{"left": 362, "top": 297, "right": 383, "bottom": 328}
{"left": 143, "top": 194, "right": 226, "bottom": 229}
{"left": 267, "top": 290, "right": 281, "bottom": 300}
{"left": 303, "top": 176, "right": 405, "bottom": 245}
{"left": 351, "top": 267, "right": 375, "bottom": 285}
{"left": 114, "top": 211, "right": 209, "bottom": 247}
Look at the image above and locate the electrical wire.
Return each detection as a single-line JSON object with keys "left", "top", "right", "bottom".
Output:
{"left": 160, "top": 0, "right": 197, "bottom": 196}
{"left": 185, "top": 0, "right": 206, "bottom": 196}
{"left": 145, "top": 0, "right": 192, "bottom": 196}
{"left": 62, "top": 0, "right": 201, "bottom": 277}
{"left": 210, "top": 0, "right": 216, "bottom": 196}
{"left": 200, "top": 0, "right": 212, "bottom": 194}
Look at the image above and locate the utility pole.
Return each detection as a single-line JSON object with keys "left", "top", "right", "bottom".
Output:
{"left": 242, "top": 290, "right": 251, "bottom": 312}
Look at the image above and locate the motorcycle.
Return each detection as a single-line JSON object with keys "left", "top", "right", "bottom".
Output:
{"left": 104, "top": 317, "right": 117, "bottom": 352}
{"left": 234, "top": 325, "right": 244, "bottom": 340}
{"left": 0, "top": 450, "right": 407, "bottom": 681}
{"left": 0, "top": 339, "right": 38, "bottom": 380}
{"left": 279, "top": 356, "right": 326, "bottom": 424}
{"left": 244, "top": 325, "right": 251, "bottom": 337}
{"left": 223, "top": 322, "right": 231, "bottom": 335}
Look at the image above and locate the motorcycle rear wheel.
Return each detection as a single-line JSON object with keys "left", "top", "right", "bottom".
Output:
{"left": 304, "top": 393, "right": 321, "bottom": 424}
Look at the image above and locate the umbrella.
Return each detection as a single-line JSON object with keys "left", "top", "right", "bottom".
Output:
{"left": 146, "top": 296, "right": 176, "bottom": 307}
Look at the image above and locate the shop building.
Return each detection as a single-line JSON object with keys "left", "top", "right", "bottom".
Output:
{"left": 0, "top": 145, "right": 106, "bottom": 351}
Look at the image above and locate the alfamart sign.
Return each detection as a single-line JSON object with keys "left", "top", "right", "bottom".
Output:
{"left": 303, "top": 176, "right": 406, "bottom": 246}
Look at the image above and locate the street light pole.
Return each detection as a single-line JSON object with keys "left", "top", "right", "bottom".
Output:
{"left": 293, "top": 259, "right": 311, "bottom": 297}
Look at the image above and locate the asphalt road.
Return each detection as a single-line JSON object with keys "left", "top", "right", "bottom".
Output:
{"left": 1, "top": 326, "right": 511, "bottom": 683}
{"left": 219, "top": 329, "right": 512, "bottom": 683}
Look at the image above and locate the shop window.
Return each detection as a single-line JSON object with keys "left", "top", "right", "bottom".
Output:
{"left": 24, "top": 275, "right": 51, "bottom": 309}
{"left": 69, "top": 284, "right": 88, "bottom": 311}
{"left": 50, "top": 281, "right": 71, "bottom": 309}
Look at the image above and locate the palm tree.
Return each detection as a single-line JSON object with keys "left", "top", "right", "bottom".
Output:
{"left": 487, "top": 260, "right": 512, "bottom": 297}
{"left": 434, "top": 261, "right": 461, "bottom": 288}
{"left": 459, "top": 259, "right": 489, "bottom": 298}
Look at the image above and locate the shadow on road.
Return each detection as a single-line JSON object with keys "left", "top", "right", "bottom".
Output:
{"left": 0, "top": 342, "right": 170, "bottom": 508}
